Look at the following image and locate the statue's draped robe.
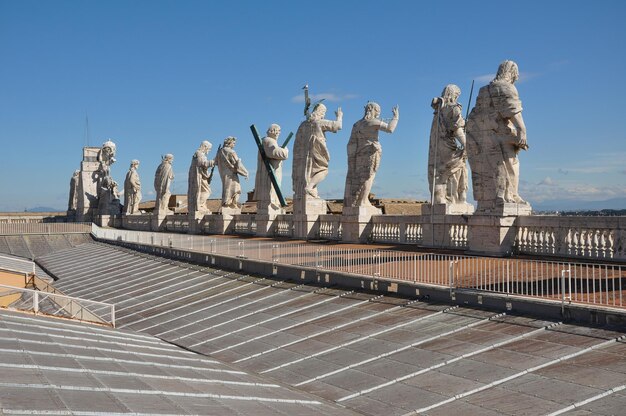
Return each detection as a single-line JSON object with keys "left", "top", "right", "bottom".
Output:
{"left": 154, "top": 161, "right": 173, "bottom": 215}
{"left": 344, "top": 118, "right": 393, "bottom": 207}
{"left": 217, "top": 147, "right": 248, "bottom": 208}
{"left": 293, "top": 118, "right": 341, "bottom": 198}
{"left": 427, "top": 103, "right": 468, "bottom": 203}
{"left": 253, "top": 137, "right": 288, "bottom": 208}
{"left": 123, "top": 168, "right": 142, "bottom": 214}
{"left": 188, "top": 150, "right": 212, "bottom": 215}
{"left": 467, "top": 81, "right": 523, "bottom": 207}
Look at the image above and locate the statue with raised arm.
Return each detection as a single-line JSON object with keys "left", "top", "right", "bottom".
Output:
{"left": 292, "top": 103, "right": 343, "bottom": 199}
{"left": 68, "top": 170, "right": 80, "bottom": 212}
{"left": 428, "top": 84, "right": 469, "bottom": 205}
{"left": 154, "top": 154, "right": 174, "bottom": 216}
{"left": 188, "top": 141, "right": 214, "bottom": 217}
{"left": 123, "top": 160, "right": 142, "bottom": 215}
{"left": 466, "top": 60, "right": 529, "bottom": 213}
{"left": 253, "top": 124, "right": 289, "bottom": 213}
{"left": 344, "top": 102, "right": 399, "bottom": 208}
{"left": 216, "top": 137, "right": 248, "bottom": 208}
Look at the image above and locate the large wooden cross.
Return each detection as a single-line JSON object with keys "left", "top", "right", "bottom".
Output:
{"left": 249, "top": 124, "right": 292, "bottom": 207}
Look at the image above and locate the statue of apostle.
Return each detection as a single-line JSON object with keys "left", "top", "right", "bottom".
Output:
{"left": 216, "top": 137, "right": 248, "bottom": 208}
{"left": 466, "top": 60, "right": 529, "bottom": 212}
{"left": 292, "top": 103, "right": 342, "bottom": 199}
{"left": 123, "top": 160, "right": 142, "bottom": 214}
{"left": 428, "top": 84, "right": 469, "bottom": 205}
{"left": 253, "top": 124, "right": 289, "bottom": 213}
{"left": 154, "top": 154, "right": 174, "bottom": 216}
{"left": 188, "top": 141, "right": 214, "bottom": 217}
{"left": 343, "top": 102, "right": 399, "bottom": 208}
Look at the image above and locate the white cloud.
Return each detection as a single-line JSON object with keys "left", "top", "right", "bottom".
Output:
{"left": 291, "top": 92, "right": 359, "bottom": 103}
{"left": 474, "top": 73, "right": 494, "bottom": 83}
{"left": 538, "top": 176, "right": 556, "bottom": 186}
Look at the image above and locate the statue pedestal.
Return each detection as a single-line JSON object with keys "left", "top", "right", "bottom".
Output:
{"left": 95, "top": 214, "right": 122, "bottom": 228}
{"left": 293, "top": 196, "right": 327, "bottom": 240}
{"left": 467, "top": 203, "right": 531, "bottom": 255}
{"left": 476, "top": 201, "right": 532, "bottom": 216}
{"left": 189, "top": 211, "right": 211, "bottom": 234}
{"left": 341, "top": 205, "right": 381, "bottom": 243}
{"left": 151, "top": 211, "right": 169, "bottom": 231}
{"left": 213, "top": 207, "right": 240, "bottom": 234}
{"left": 256, "top": 203, "right": 283, "bottom": 237}
{"left": 423, "top": 203, "right": 475, "bottom": 216}
{"left": 467, "top": 215, "right": 517, "bottom": 256}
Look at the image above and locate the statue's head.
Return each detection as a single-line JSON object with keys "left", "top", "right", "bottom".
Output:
{"left": 99, "top": 140, "right": 117, "bottom": 164}
{"left": 364, "top": 102, "right": 381, "bottom": 120}
{"left": 199, "top": 140, "right": 212, "bottom": 153}
{"left": 310, "top": 103, "right": 327, "bottom": 120}
{"left": 267, "top": 124, "right": 281, "bottom": 139}
{"left": 494, "top": 60, "right": 519, "bottom": 84}
{"left": 162, "top": 154, "right": 174, "bottom": 163}
{"left": 223, "top": 136, "right": 236, "bottom": 148}
{"left": 73, "top": 169, "right": 80, "bottom": 177}
{"left": 441, "top": 84, "right": 461, "bottom": 104}
{"left": 130, "top": 159, "right": 140, "bottom": 168}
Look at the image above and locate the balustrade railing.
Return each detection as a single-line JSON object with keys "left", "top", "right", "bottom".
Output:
{"left": 274, "top": 215, "right": 293, "bottom": 238}
{"left": 233, "top": 215, "right": 256, "bottom": 235}
{"left": 92, "top": 224, "right": 625, "bottom": 310}
{"left": 515, "top": 216, "right": 626, "bottom": 261}
{"left": 318, "top": 215, "right": 342, "bottom": 240}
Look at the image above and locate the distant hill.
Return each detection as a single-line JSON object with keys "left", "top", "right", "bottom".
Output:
{"left": 27, "top": 206, "right": 64, "bottom": 213}
{"left": 533, "top": 197, "right": 626, "bottom": 212}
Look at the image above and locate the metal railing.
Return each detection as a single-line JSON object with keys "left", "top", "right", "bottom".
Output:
{"left": 92, "top": 225, "right": 625, "bottom": 310}
{"left": 0, "top": 283, "right": 115, "bottom": 326}
{"left": 0, "top": 222, "right": 92, "bottom": 236}
{"left": 0, "top": 253, "right": 36, "bottom": 275}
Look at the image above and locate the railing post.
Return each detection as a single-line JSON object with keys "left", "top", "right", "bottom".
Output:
{"left": 33, "top": 291, "right": 39, "bottom": 314}
{"left": 111, "top": 304, "right": 116, "bottom": 327}
{"left": 315, "top": 249, "right": 321, "bottom": 269}
{"left": 561, "top": 267, "right": 571, "bottom": 315}
{"left": 272, "top": 244, "right": 279, "bottom": 263}
{"left": 449, "top": 260, "right": 457, "bottom": 297}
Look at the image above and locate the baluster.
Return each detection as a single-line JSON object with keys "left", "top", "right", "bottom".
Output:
{"left": 598, "top": 230, "right": 607, "bottom": 259}
{"left": 519, "top": 226, "right": 527, "bottom": 252}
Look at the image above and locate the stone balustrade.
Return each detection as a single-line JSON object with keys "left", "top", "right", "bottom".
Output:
{"left": 515, "top": 216, "right": 626, "bottom": 261}
{"left": 274, "top": 215, "right": 294, "bottom": 238}
{"left": 370, "top": 215, "right": 423, "bottom": 244}
{"left": 318, "top": 215, "right": 342, "bottom": 240}
{"left": 110, "top": 211, "right": 626, "bottom": 262}
{"left": 233, "top": 214, "right": 256, "bottom": 235}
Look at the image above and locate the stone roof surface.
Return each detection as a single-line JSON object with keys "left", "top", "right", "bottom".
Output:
{"left": 21, "top": 240, "right": 626, "bottom": 416}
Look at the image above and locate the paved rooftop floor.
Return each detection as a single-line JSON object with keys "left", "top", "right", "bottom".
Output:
{"left": 19, "top": 241, "right": 626, "bottom": 415}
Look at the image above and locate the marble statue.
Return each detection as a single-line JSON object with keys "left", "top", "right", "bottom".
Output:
{"left": 96, "top": 140, "right": 121, "bottom": 215}
{"left": 466, "top": 60, "right": 529, "bottom": 213}
{"left": 188, "top": 141, "right": 214, "bottom": 217}
{"left": 216, "top": 137, "right": 248, "bottom": 208}
{"left": 292, "top": 103, "right": 343, "bottom": 199}
{"left": 253, "top": 124, "right": 289, "bottom": 212}
{"left": 154, "top": 154, "right": 174, "bottom": 216}
{"left": 68, "top": 169, "right": 80, "bottom": 212}
{"left": 343, "top": 102, "right": 399, "bottom": 208}
{"left": 123, "top": 160, "right": 142, "bottom": 215}
{"left": 428, "top": 85, "right": 469, "bottom": 205}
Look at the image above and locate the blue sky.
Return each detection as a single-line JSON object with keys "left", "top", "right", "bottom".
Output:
{"left": 1, "top": 0, "right": 625, "bottom": 212}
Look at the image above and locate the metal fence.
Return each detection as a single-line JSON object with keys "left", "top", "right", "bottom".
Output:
{"left": 92, "top": 225, "right": 625, "bottom": 310}
{"left": 0, "top": 222, "right": 92, "bottom": 235}
{"left": 0, "top": 253, "right": 36, "bottom": 275}
{"left": 0, "top": 283, "right": 115, "bottom": 326}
